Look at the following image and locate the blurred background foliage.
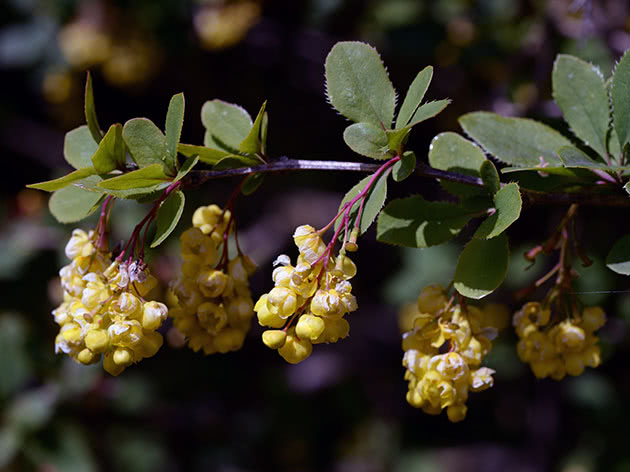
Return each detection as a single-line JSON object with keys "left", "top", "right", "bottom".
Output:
{"left": 2, "top": 0, "right": 630, "bottom": 470}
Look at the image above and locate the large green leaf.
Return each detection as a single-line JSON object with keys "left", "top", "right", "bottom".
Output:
{"left": 606, "top": 235, "right": 630, "bottom": 275}
{"left": 325, "top": 41, "right": 396, "bottom": 127}
{"left": 151, "top": 190, "right": 185, "bottom": 248}
{"left": 459, "top": 112, "right": 571, "bottom": 167}
{"left": 177, "top": 143, "right": 231, "bottom": 164}
{"left": 27, "top": 167, "right": 97, "bottom": 192}
{"left": 473, "top": 183, "right": 522, "bottom": 239}
{"left": 238, "top": 101, "right": 266, "bottom": 155}
{"left": 343, "top": 122, "right": 389, "bottom": 159}
{"left": 454, "top": 233, "right": 509, "bottom": 299}
{"left": 84, "top": 71, "right": 103, "bottom": 143}
{"left": 123, "top": 118, "right": 170, "bottom": 171}
{"left": 98, "top": 164, "right": 170, "bottom": 190}
{"left": 428, "top": 132, "right": 486, "bottom": 197}
{"left": 376, "top": 196, "right": 476, "bottom": 248}
{"left": 552, "top": 54, "right": 609, "bottom": 158}
{"left": 201, "top": 100, "right": 252, "bottom": 152}
{"left": 612, "top": 49, "right": 630, "bottom": 150}
{"left": 91, "top": 124, "right": 124, "bottom": 173}
{"left": 392, "top": 151, "right": 416, "bottom": 182}
{"left": 407, "top": 99, "right": 450, "bottom": 127}
{"left": 335, "top": 172, "right": 388, "bottom": 235}
{"left": 49, "top": 184, "right": 104, "bottom": 223}
{"left": 64, "top": 126, "right": 98, "bottom": 169}
{"left": 165, "top": 93, "right": 185, "bottom": 171}
{"left": 396, "top": 65, "right": 433, "bottom": 128}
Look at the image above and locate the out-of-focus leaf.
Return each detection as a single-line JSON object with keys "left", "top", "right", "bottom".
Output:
{"left": 64, "top": 126, "right": 98, "bottom": 169}
{"left": 325, "top": 41, "right": 396, "bottom": 127}
{"left": 0, "top": 314, "right": 32, "bottom": 397}
{"left": 392, "top": 151, "right": 416, "bottom": 182}
{"left": 98, "top": 164, "right": 170, "bottom": 190}
{"left": 49, "top": 185, "right": 103, "bottom": 223}
{"left": 23, "top": 423, "right": 97, "bottom": 472}
{"left": 0, "top": 426, "right": 21, "bottom": 469}
{"left": 396, "top": 65, "right": 433, "bottom": 128}
{"left": 201, "top": 100, "right": 252, "bottom": 152}
{"left": 552, "top": 54, "right": 609, "bottom": 158}
{"left": 612, "top": 49, "right": 630, "bottom": 150}
{"left": 151, "top": 190, "right": 185, "bottom": 248}
{"left": 459, "top": 112, "right": 571, "bottom": 167}
{"left": 6, "top": 385, "right": 59, "bottom": 431}
{"left": 474, "top": 183, "right": 522, "bottom": 239}
{"left": 454, "top": 233, "right": 509, "bottom": 299}
{"left": 27, "top": 167, "right": 97, "bottom": 192}
{"left": 84, "top": 71, "right": 103, "bottom": 143}
{"left": 238, "top": 101, "right": 266, "bottom": 155}
{"left": 123, "top": 118, "right": 170, "bottom": 171}
{"left": 165, "top": 93, "right": 185, "bottom": 171}
{"left": 606, "top": 235, "right": 630, "bottom": 275}
{"left": 343, "top": 122, "right": 389, "bottom": 159}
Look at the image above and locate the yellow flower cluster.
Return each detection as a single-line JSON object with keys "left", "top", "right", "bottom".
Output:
{"left": 53, "top": 229, "right": 167, "bottom": 375}
{"left": 169, "top": 205, "right": 256, "bottom": 354}
{"left": 402, "top": 285, "right": 504, "bottom": 422}
{"left": 255, "top": 225, "right": 358, "bottom": 364}
{"left": 514, "top": 302, "right": 605, "bottom": 380}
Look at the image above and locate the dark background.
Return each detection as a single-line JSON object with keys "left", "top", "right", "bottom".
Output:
{"left": 1, "top": 1, "right": 630, "bottom": 471}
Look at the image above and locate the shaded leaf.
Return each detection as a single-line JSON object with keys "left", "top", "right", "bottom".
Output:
{"left": 123, "top": 118, "right": 170, "bottom": 171}
{"left": 64, "top": 126, "right": 98, "bottom": 169}
{"left": 459, "top": 112, "right": 571, "bottom": 167}
{"left": 386, "top": 127, "right": 411, "bottom": 154}
{"left": 213, "top": 154, "right": 260, "bottom": 170}
{"left": 84, "top": 72, "right": 103, "bottom": 143}
{"left": 606, "top": 234, "right": 630, "bottom": 275}
{"left": 474, "top": 183, "right": 522, "bottom": 239}
{"left": 376, "top": 196, "right": 476, "bottom": 248}
{"left": 177, "top": 143, "right": 231, "bottom": 164}
{"left": 392, "top": 151, "right": 416, "bottom": 182}
{"left": 480, "top": 160, "right": 500, "bottom": 195}
{"left": 49, "top": 185, "right": 103, "bottom": 223}
{"left": 396, "top": 65, "right": 433, "bottom": 128}
{"left": 165, "top": 93, "right": 184, "bottom": 171}
{"left": 557, "top": 145, "right": 612, "bottom": 170}
{"left": 151, "top": 190, "right": 185, "bottom": 248}
{"left": 174, "top": 155, "right": 199, "bottom": 182}
{"left": 408, "top": 99, "right": 450, "bottom": 127}
{"left": 242, "top": 173, "right": 265, "bottom": 195}
{"left": 98, "top": 164, "right": 170, "bottom": 190}
{"left": 239, "top": 101, "right": 266, "bottom": 155}
{"left": 454, "top": 233, "right": 509, "bottom": 299}
{"left": 335, "top": 172, "right": 388, "bottom": 235}
{"left": 343, "top": 122, "right": 389, "bottom": 159}
{"left": 325, "top": 41, "right": 396, "bottom": 127}
{"left": 92, "top": 124, "right": 124, "bottom": 173}
{"left": 552, "top": 54, "right": 609, "bottom": 158}
{"left": 612, "top": 49, "right": 630, "bottom": 150}
{"left": 201, "top": 100, "right": 252, "bottom": 152}
{"left": 27, "top": 167, "right": 97, "bottom": 192}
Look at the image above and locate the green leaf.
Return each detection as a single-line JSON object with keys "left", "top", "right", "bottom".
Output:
{"left": 49, "top": 184, "right": 104, "bottom": 223}
{"left": 325, "top": 41, "right": 396, "bottom": 127}
{"left": 151, "top": 190, "right": 185, "bottom": 248}
{"left": 92, "top": 124, "right": 124, "bottom": 173}
{"left": 98, "top": 164, "right": 170, "bottom": 190}
{"left": 557, "top": 145, "right": 611, "bottom": 169}
{"left": 459, "top": 112, "right": 571, "bottom": 167}
{"left": 74, "top": 175, "right": 168, "bottom": 200}
{"left": 242, "top": 173, "right": 265, "bottom": 195}
{"left": 335, "top": 172, "right": 389, "bottom": 235}
{"left": 261, "top": 111, "right": 269, "bottom": 155}
{"left": 201, "top": 100, "right": 252, "bottom": 152}
{"left": 428, "top": 132, "right": 486, "bottom": 197}
{"left": 480, "top": 160, "right": 500, "bottom": 195}
{"left": 64, "top": 126, "right": 98, "bottom": 169}
{"left": 213, "top": 154, "right": 260, "bottom": 170}
{"left": 177, "top": 143, "right": 231, "bottom": 165}
{"left": 454, "top": 233, "right": 509, "bottom": 299}
{"left": 343, "top": 122, "right": 389, "bottom": 159}
{"left": 552, "top": 54, "right": 609, "bottom": 158}
{"left": 608, "top": 127, "right": 622, "bottom": 162}
{"left": 606, "top": 235, "right": 630, "bottom": 275}
{"left": 376, "top": 196, "right": 476, "bottom": 248}
{"left": 396, "top": 65, "right": 433, "bottom": 128}
{"left": 392, "top": 151, "right": 416, "bottom": 182}
{"left": 165, "top": 93, "right": 185, "bottom": 171}
{"left": 174, "top": 155, "right": 199, "bottom": 183}
{"left": 27, "top": 167, "right": 97, "bottom": 192}
{"left": 123, "top": 118, "right": 171, "bottom": 172}
{"left": 84, "top": 71, "right": 103, "bottom": 143}
{"left": 625, "top": 181, "right": 630, "bottom": 195}
{"left": 473, "top": 183, "right": 522, "bottom": 239}
{"left": 239, "top": 101, "right": 266, "bottom": 155}
{"left": 612, "top": 49, "right": 630, "bottom": 150}
{"left": 408, "top": 99, "right": 451, "bottom": 127}
{"left": 386, "top": 127, "right": 411, "bottom": 154}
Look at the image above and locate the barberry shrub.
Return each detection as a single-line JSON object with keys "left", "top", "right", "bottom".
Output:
{"left": 28, "top": 42, "right": 630, "bottom": 421}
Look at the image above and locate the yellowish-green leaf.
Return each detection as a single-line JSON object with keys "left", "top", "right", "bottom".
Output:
{"left": 84, "top": 71, "right": 103, "bottom": 143}
{"left": 201, "top": 100, "right": 252, "bottom": 152}
{"left": 91, "top": 124, "right": 124, "bottom": 173}
{"left": 123, "top": 118, "right": 170, "bottom": 171}
{"left": 27, "top": 167, "right": 97, "bottom": 192}
{"left": 174, "top": 155, "right": 199, "bottom": 182}
{"left": 64, "top": 126, "right": 98, "bottom": 169}
{"left": 98, "top": 164, "right": 170, "bottom": 190}
{"left": 177, "top": 143, "right": 231, "bottom": 164}
{"left": 49, "top": 184, "right": 104, "bottom": 223}
{"left": 239, "top": 101, "right": 266, "bottom": 155}
{"left": 165, "top": 93, "right": 185, "bottom": 171}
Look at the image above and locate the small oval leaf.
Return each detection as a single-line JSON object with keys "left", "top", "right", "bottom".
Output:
{"left": 49, "top": 185, "right": 104, "bottom": 223}
{"left": 343, "top": 122, "right": 389, "bottom": 159}
{"left": 454, "top": 233, "right": 509, "bottom": 299}
{"left": 151, "top": 190, "right": 185, "bottom": 248}
{"left": 473, "top": 183, "right": 522, "bottom": 239}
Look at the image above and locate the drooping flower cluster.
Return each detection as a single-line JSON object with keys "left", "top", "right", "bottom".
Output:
{"left": 513, "top": 302, "right": 605, "bottom": 380}
{"left": 169, "top": 204, "right": 257, "bottom": 354}
{"left": 254, "top": 225, "right": 358, "bottom": 364}
{"left": 401, "top": 285, "right": 506, "bottom": 422}
{"left": 53, "top": 229, "right": 168, "bottom": 375}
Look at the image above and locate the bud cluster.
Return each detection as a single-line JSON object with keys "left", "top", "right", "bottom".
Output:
{"left": 402, "top": 285, "right": 506, "bottom": 422}
{"left": 255, "top": 225, "right": 358, "bottom": 364}
{"left": 169, "top": 204, "right": 257, "bottom": 354}
{"left": 53, "top": 229, "right": 168, "bottom": 375}
{"left": 513, "top": 302, "right": 605, "bottom": 379}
